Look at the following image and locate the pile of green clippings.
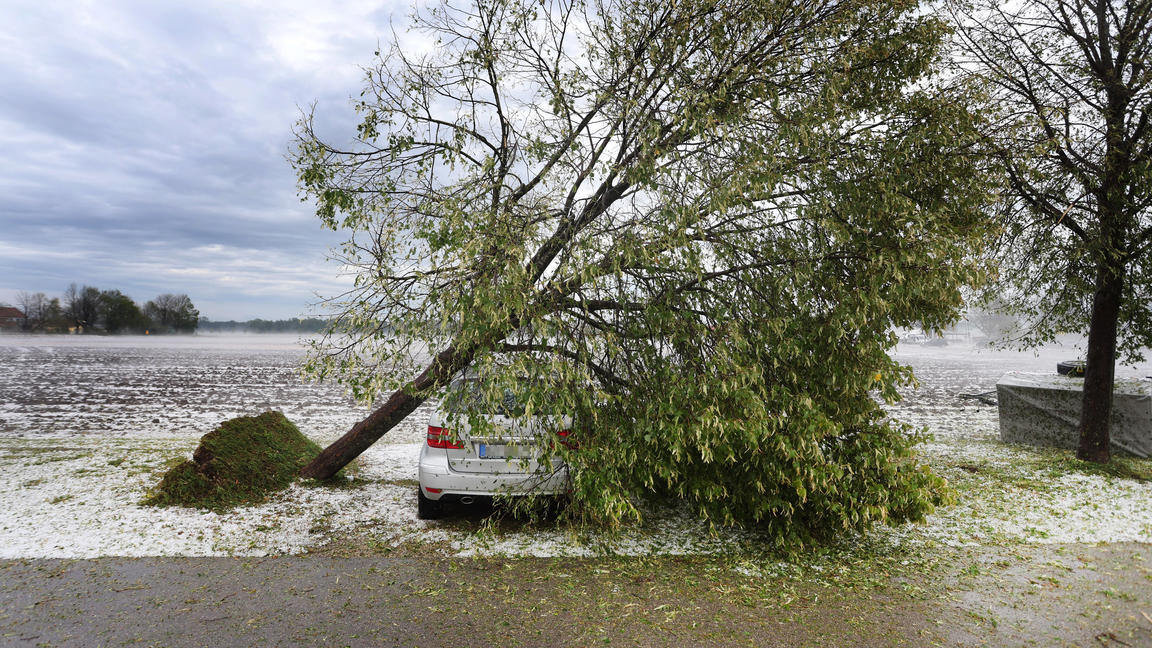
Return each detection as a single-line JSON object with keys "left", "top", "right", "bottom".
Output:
{"left": 143, "top": 411, "right": 322, "bottom": 510}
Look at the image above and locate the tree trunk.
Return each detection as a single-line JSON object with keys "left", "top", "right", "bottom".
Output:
{"left": 300, "top": 345, "right": 473, "bottom": 480}
{"left": 1077, "top": 264, "right": 1124, "bottom": 463}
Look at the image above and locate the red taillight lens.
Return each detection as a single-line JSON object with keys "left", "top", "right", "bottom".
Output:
{"left": 556, "top": 429, "right": 578, "bottom": 449}
{"left": 427, "top": 425, "right": 463, "bottom": 449}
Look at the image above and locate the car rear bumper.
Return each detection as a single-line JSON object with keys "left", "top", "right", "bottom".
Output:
{"left": 418, "top": 447, "right": 570, "bottom": 501}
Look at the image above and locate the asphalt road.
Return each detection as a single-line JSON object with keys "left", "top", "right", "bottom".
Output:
{"left": 2, "top": 543, "right": 1151, "bottom": 647}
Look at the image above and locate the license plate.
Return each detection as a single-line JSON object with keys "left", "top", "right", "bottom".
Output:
{"left": 478, "top": 443, "right": 505, "bottom": 459}
{"left": 478, "top": 443, "right": 514, "bottom": 459}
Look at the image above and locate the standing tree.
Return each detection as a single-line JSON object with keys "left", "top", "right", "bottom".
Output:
{"left": 41, "top": 298, "right": 66, "bottom": 332}
{"left": 294, "top": 0, "right": 994, "bottom": 536}
{"left": 16, "top": 291, "right": 48, "bottom": 331}
{"left": 951, "top": 0, "right": 1152, "bottom": 462}
{"left": 143, "top": 294, "right": 200, "bottom": 333}
{"left": 98, "top": 290, "right": 150, "bottom": 333}
{"left": 64, "top": 284, "right": 102, "bottom": 332}
{"left": 63, "top": 283, "right": 78, "bottom": 325}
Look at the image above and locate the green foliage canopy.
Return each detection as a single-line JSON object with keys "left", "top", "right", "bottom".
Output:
{"left": 294, "top": 0, "right": 994, "bottom": 540}
{"left": 99, "top": 289, "right": 150, "bottom": 333}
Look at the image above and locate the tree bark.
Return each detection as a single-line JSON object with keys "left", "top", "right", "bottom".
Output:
{"left": 300, "top": 345, "right": 473, "bottom": 480}
{"left": 1077, "top": 264, "right": 1123, "bottom": 463}
{"left": 1077, "top": 63, "right": 1133, "bottom": 465}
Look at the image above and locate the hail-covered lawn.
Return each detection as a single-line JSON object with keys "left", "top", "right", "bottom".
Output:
{"left": 0, "top": 333, "right": 1149, "bottom": 558}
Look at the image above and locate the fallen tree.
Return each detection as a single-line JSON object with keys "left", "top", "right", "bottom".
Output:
{"left": 293, "top": 0, "right": 995, "bottom": 538}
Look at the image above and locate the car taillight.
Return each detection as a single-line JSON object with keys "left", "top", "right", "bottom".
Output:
{"left": 427, "top": 425, "right": 463, "bottom": 449}
{"left": 557, "top": 429, "right": 578, "bottom": 449}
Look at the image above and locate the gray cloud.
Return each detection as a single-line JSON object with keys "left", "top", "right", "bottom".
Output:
{"left": 0, "top": 0, "right": 417, "bottom": 319}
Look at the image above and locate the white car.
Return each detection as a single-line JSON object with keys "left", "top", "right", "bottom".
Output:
{"left": 416, "top": 377, "right": 573, "bottom": 519}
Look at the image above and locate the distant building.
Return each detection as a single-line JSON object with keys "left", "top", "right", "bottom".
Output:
{"left": 0, "top": 306, "right": 26, "bottom": 331}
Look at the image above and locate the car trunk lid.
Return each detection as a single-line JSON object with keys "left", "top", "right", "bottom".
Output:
{"left": 438, "top": 413, "right": 562, "bottom": 475}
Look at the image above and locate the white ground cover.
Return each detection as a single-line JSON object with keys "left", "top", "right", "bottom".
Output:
{"left": 0, "top": 333, "right": 1149, "bottom": 558}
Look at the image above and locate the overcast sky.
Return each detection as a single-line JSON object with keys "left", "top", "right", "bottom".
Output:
{"left": 0, "top": 0, "right": 424, "bottom": 320}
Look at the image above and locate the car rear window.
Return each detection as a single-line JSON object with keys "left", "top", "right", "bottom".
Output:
{"left": 445, "top": 378, "right": 524, "bottom": 416}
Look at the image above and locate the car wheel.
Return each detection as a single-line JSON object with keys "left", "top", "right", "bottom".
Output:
{"left": 417, "top": 488, "right": 442, "bottom": 520}
{"left": 1057, "top": 360, "right": 1086, "bottom": 377}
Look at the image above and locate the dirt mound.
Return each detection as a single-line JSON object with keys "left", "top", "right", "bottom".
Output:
{"left": 144, "top": 411, "right": 322, "bottom": 510}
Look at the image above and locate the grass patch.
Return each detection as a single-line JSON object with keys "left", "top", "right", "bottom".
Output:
{"left": 935, "top": 441, "right": 1152, "bottom": 487}
{"left": 995, "top": 447, "right": 1152, "bottom": 481}
{"left": 142, "top": 411, "right": 325, "bottom": 510}
{"left": 1032, "top": 448, "right": 1152, "bottom": 482}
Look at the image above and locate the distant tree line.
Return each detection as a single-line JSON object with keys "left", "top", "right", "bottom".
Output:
{"left": 197, "top": 317, "right": 328, "bottom": 333}
{"left": 4, "top": 284, "right": 199, "bottom": 334}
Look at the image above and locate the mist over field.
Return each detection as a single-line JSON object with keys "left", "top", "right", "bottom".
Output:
{"left": 4, "top": 331, "right": 1146, "bottom": 442}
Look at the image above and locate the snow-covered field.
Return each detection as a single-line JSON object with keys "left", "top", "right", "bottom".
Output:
{"left": 0, "top": 333, "right": 1149, "bottom": 558}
